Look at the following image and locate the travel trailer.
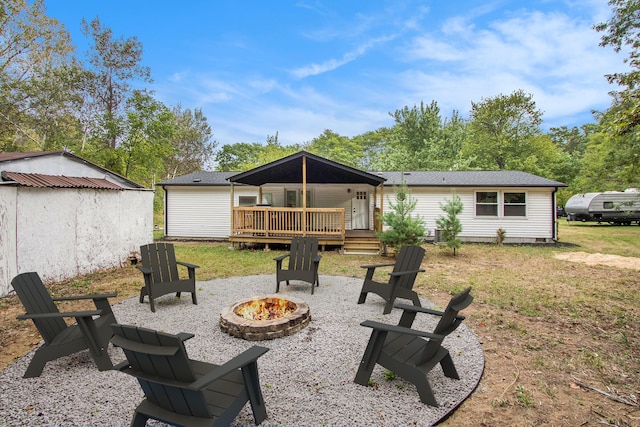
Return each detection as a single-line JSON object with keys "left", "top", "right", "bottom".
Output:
{"left": 565, "top": 189, "right": 640, "bottom": 225}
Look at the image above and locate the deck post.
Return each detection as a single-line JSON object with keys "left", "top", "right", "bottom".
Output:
{"left": 302, "top": 155, "right": 307, "bottom": 236}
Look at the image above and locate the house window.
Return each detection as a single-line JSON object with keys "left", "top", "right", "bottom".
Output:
{"left": 504, "top": 192, "right": 526, "bottom": 217}
{"left": 239, "top": 196, "right": 257, "bottom": 206}
{"left": 476, "top": 192, "right": 498, "bottom": 216}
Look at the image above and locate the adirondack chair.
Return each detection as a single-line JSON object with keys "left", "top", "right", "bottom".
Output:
{"left": 357, "top": 245, "right": 426, "bottom": 314}
{"left": 11, "top": 272, "right": 116, "bottom": 378}
{"left": 110, "top": 323, "right": 269, "bottom": 427}
{"left": 274, "top": 237, "right": 322, "bottom": 294}
{"left": 137, "top": 242, "right": 199, "bottom": 312}
{"left": 354, "top": 287, "right": 473, "bottom": 406}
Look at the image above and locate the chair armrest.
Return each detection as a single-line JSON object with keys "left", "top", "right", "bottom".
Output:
{"left": 360, "top": 263, "right": 394, "bottom": 270}
{"left": 176, "top": 261, "right": 199, "bottom": 270}
{"left": 389, "top": 269, "right": 425, "bottom": 277}
{"left": 17, "top": 310, "right": 103, "bottom": 320}
{"left": 360, "top": 320, "right": 444, "bottom": 341}
{"left": 394, "top": 303, "right": 466, "bottom": 321}
{"left": 177, "top": 332, "right": 195, "bottom": 342}
{"left": 136, "top": 265, "right": 152, "bottom": 275}
{"left": 53, "top": 293, "right": 117, "bottom": 302}
{"left": 313, "top": 255, "right": 322, "bottom": 263}
{"left": 273, "top": 254, "right": 290, "bottom": 262}
{"left": 189, "top": 345, "right": 270, "bottom": 390}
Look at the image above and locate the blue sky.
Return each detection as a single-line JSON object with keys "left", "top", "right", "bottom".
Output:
{"left": 46, "top": 0, "right": 626, "bottom": 147}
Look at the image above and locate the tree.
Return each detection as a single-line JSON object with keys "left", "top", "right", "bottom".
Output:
{"left": 0, "top": 0, "right": 78, "bottom": 150}
{"left": 386, "top": 101, "right": 468, "bottom": 171}
{"left": 376, "top": 183, "right": 426, "bottom": 251}
{"left": 164, "top": 105, "right": 215, "bottom": 179}
{"left": 80, "top": 17, "right": 151, "bottom": 150}
{"left": 595, "top": 0, "right": 640, "bottom": 135}
{"left": 436, "top": 192, "right": 463, "bottom": 256}
{"left": 464, "top": 90, "right": 543, "bottom": 170}
{"left": 306, "top": 129, "right": 361, "bottom": 167}
{"left": 215, "top": 142, "right": 264, "bottom": 171}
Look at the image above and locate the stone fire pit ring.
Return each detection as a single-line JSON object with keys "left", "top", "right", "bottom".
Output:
{"left": 219, "top": 294, "right": 310, "bottom": 341}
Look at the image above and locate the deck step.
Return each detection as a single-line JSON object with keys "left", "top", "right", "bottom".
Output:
{"left": 343, "top": 237, "right": 381, "bottom": 254}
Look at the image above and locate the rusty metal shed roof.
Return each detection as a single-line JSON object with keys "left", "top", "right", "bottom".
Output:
{"left": 1, "top": 171, "right": 124, "bottom": 190}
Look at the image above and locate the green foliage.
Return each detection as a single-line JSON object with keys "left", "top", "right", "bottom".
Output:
{"left": 306, "top": 129, "right": 362, "bottom": 168}
{"left": 381, "top": 101, "right": 470, "bottom": 171}
{"left": 436, "top": 192, "right": 463, "bottom": 255}
{"left": 595, "top": 0, "right": 640, "bottom": 135}
{"left": 464, "top": 90, "right": 544, "bottom": 171}
{"left": 376, "top": 183, "right": 426, "bottom": 249}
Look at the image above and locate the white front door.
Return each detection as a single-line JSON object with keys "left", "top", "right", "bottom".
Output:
{"left": 352, "top": 190, "right": 369, "bottom": 229}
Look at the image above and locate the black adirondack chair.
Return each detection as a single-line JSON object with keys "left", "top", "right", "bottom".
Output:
{"left": 137, "top": 242, "right": 199, "bottom": 312}
{"left": 274, "top": 237, "right": 322, "bottom": 294}
{"left": 11, "top": 272, "right": 116, "bottom": 378}
{"left": 357, "top": 245, "right": 426, "bottom": 314}
{"left": 354, "top": 287, "right": 473, "bottom": 406}
{"left": 110, "top": 323, "right": 269, "bottom": 427}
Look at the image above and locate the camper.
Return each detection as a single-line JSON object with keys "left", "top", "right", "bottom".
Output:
{"left": 565, "top": 189, "right": 640, "bottom": 225}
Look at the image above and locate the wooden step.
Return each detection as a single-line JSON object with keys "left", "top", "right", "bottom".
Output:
{"left": 343, "top": 237, "right": 381, "bottom": 254}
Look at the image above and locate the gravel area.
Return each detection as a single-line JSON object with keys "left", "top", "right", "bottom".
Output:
{"left": 0, "top": 275, "right": 484, "bottom": 426}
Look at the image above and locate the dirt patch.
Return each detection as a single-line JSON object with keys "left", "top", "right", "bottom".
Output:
{"left": 554, "top": 251, "right": 640, "bottom": 270}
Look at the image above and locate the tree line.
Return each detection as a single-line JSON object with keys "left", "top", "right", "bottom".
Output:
{"left": 2, "top": 0, "right": 639, "bottom": 207}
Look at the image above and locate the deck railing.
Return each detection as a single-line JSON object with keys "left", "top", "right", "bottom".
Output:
{"left": 232, "top": 207, "right": 345, "bottom": 240}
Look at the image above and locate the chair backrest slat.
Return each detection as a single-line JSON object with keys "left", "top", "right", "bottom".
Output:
{"left": 140, "top": 243, "right": 180, "bottom": 284}
{"left": 288, "top": 237, "right": 318, "bottom": 272}
{"left": 393, "top": 246, "right": 425, "bottom": 290}
{"left": 433, "top": 287, "right": 473, "bottom": 336}
{"left": 12, "top": 272, "right": 67, "bottom": 344}
{"left": 111, "top": 324, "right": 211, "bottom": 418}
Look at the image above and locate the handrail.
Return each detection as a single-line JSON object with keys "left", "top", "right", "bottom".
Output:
{"left": 232, "top": 207, "right": 345, "bottom": 240}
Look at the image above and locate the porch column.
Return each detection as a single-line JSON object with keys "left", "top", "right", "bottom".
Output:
{"left": 302, "top": 155, "right": 307, "bottom": 235}
{"left": 230, "top": 182, "right": 235, "bottom": 236}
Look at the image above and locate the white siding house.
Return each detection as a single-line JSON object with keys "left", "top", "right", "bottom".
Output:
{"left": 0, "top": 151, "right": 154, "bottom": 297}
{"left": 159, "top": 152, "right": 566, "bottom": 246}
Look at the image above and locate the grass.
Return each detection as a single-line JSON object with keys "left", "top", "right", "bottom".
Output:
{"left": 1, "top": 220, "right": 639, "bottom": 426}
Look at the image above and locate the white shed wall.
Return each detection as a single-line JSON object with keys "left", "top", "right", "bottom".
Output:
{"left": 0, "top": 187, "right": 17, "bottom": 296}
{"left": 0, "top": 187, "right": 153, "bottom": 297}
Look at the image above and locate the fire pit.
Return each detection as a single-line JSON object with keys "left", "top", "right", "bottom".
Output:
{"left": 220, "top": 295, "right": 310, "bottom": 341}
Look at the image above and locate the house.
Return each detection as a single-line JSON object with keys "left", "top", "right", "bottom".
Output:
{"left": 0, "top": 151, "right": 154, "bottom": 297}
{"left": 158, "top": 151, "right": 566, "bottom": 252}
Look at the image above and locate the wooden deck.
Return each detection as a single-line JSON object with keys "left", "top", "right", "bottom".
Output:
{"left": 229, "top": 230, "right": 380, "bottom": 253}
{"left": 230, "top": 207, "right": 380, "bottom": 253}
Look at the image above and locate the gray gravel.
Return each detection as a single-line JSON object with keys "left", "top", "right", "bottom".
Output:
{"left": 0, "top": 275, "right": 484, "bottom": 427}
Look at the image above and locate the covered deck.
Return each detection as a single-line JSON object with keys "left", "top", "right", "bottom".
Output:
{"left": 228, "top": 152, "right": 386, "bottom": 253}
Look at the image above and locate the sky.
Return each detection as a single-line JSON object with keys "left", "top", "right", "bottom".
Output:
{"left": 45, "top": 0, "right": 627, "bottom": 147}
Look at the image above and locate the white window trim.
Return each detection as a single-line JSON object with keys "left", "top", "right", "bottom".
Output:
{"left": 474, "top": 190, "right": 528, "bottom": 219}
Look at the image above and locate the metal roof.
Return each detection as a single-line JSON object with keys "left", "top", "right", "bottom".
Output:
{"left": 0, "top": 150, "right": 146, "bottom": 189}
{"left": 1, "top": 171, "right": 124, "bottom": 190}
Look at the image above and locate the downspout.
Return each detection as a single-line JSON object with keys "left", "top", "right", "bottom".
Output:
{"left": 552, "top": 188, "right": 558, "bottom": 241}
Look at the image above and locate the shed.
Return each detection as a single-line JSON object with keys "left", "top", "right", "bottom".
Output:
{"left": 0, "top": 151, "right": 154, "bottom": 297}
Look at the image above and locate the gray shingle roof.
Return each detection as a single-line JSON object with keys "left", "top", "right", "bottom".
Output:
{"left": 159, "top": 169, "right": 565, "bottom": 188}
{"left": 158, "top": 171, "right": 238, "bottom": 186}
{"left": 378, "top": 170, "right": 566, "bottom": 187}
